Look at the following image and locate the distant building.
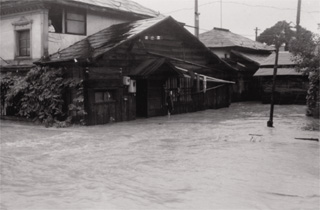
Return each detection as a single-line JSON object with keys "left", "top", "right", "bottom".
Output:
{"left": 0, "top": 0, "right": 161, "bottom": 74}
{"left": 254, "top": 51, "right": 308, "bottom": 104}
{"left": 199, "top": 27, "right": 274, "bottom": 101}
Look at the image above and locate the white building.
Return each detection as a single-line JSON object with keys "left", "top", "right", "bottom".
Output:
{"left": 0, "top": 0, "right": 160, "bottom": 73}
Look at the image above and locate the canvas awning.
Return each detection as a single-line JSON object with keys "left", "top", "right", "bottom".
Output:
{"left": 253, "top": 68, "right": 304, "bottom": 77}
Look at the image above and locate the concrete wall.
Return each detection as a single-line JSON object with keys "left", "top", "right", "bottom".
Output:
{"left": 87, "top": 11, "right": 130, "bottom": 34}
{"left": 0, "top": 10, "right": 47, "bottom": 65}
{"left": 48, "top": 11, "right": 131, "bottom": 55}
{"left": 1, "top": 7, "right": 135, "bottom": 65}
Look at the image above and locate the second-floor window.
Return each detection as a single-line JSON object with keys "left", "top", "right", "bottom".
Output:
{"left": 49, "top": 8, "right": 86, "bottom": 35}
{"left": 17, "top": 30, "right": 30, "bottom": 57}
{"left": 65, "top": 10, "right": 86, "bottom": 35}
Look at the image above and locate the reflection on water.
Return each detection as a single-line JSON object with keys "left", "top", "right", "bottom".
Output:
{"left": 1, "top": 103, "right": 319, "bottom": 210}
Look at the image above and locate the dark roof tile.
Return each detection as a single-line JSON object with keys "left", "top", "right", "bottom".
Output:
{"left": 260, "top": 51, "right": 296, "bottom": 66}
{"left": 1, "top": 0, "right": 161, "bottom": 17}
{"left": 43, "top": 16, "right": 220, "bottom": 65}
{"left": 46, "top": 17, "right": 167, "bottom": 62}
{"left": 199, "top": 27, "right": 274, "bottom": 51}
{"left": 254, "top": 68, "right": 303, "bottom": 76}
{"left": 231, "top": 50, "right": 271, "bottom": 65}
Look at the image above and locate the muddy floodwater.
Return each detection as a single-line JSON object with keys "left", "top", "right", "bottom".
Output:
{"left": 0, "top": 102, "right": 319, "bottom": 210}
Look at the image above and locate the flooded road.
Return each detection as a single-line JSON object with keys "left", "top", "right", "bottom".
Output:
{"left": 1, "top": 103, "right": 319, "bottom": 210}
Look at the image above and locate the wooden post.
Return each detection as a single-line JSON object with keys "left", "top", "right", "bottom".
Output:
{"left": 220, "top": 0, "right": 222, "bottom": 28}
{"left": 296, "top": 0, "right": 302, "bottom": 36}
{"left": 267, "top": 47, "right": 279, "bottom": 127}
{"left": 194, "top": 0, "right": 199, "bottom": 38}
{"left": 196, "top": 74, "right": 200, "bottom": 92}
{"left": 296, "top": 0, "right": 301, "bottom": 28}
{"left": 41, "top": 9, "right": 49, "bottom": 58}
{"left": 203, "top": 76, "right": 207, "bottom": 93}
{"left": 254, "top": 27, "right": 260, "bottom": 41}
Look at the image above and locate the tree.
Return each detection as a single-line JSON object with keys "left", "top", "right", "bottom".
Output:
{"left": 257, "top": 21, "right": 295, "bottom": 50}
{"left": 290, "top": 27, "right": 320, "bottom": 118}
{"left": 258, "top": 21, "right": 319, "bottom": 118}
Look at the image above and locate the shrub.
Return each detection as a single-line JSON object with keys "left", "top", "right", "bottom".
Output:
{"left": 2, "top": 66, "right": 86, "bottom": 126}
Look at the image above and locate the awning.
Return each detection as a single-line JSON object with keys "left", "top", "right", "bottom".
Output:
{"left": 175, "top": 66, "right": 235, "bottom": 84}
{"left": 130, "top": 59, "right": 235, "bottom": 84}
{"left": 253, "top": 68, "right": 304, "bottom": 77}
{"left": 130, "top": 58, "right": 184, "bottom": 78}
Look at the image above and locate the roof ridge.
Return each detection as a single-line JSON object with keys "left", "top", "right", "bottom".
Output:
{"left": 1, "top": 0, "right": 162, "bottom": 18}
{"left": 199, "top": 28, "right": 274, "bottom": 51}
{"left": 41, "top": 16, "right": 169, "bottom": 63}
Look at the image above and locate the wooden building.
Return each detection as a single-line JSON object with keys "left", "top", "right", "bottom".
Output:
{"left": 37, "top": 16, "right": 234, "bottom": 125}
{"left": 199, "top": 28, "right": 274, "bottom": 101}
{"left": 253, "top": 51, "right": 308, "bottom": 104}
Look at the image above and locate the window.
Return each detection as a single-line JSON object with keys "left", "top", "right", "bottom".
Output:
{"left": 49, "top": 9, "right": 63, "bottom": 33}
{"left": 95, "top": 91, "right": 114, "bottom": 103}
{"left": 49, "top": 8, "right": 86, "bottom": 35}
{"left": 17, "top": 30, "right": 30, "bottom": 57}
{"left": 165, "top": 78, "right": 193, "bottom": 102}
{"left": 12, "top": 16, "right": 32, "bottom": 59}
{"left": 65, "top": 10, "right": 86, "bottom": 35}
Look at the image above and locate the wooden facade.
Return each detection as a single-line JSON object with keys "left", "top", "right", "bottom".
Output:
{"left": 254, "top": 52, "right": 308, "bottom": 105}
{"left": 199, "top": 28, "right": 274, "bottom": 102}
{"left": 255, "top": 74, "right": 308, "bottom": 105}
{"left": 84, "top": 79, "right": 136, "bottom": 125}
{"left": 38, "top": 17, "right": 234, "bottom": 125}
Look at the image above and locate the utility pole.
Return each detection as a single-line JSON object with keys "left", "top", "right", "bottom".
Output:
{"left": 267, "top": 47, "right": 279, "bottom": 127}
{"left": 254, "top": 27, "right": 260, "bottom": 41}
{"left": 220, "top": 0, "right": 222, "bottom": 28}
{"left": 296, "top": 0, "right": 302, "bottom": 35}
{"left": 267, "top": 24, "right": 285, "bottom": 127}
{"left": 195, "top": 0, "right": 199, "bottom": 38}
{"left": 296, "top": 0, "right": 301, "bottom": 28}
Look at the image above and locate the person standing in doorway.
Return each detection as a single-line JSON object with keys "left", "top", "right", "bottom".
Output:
{"left": 166, "top": 91, "right": 174, "bottom": 116}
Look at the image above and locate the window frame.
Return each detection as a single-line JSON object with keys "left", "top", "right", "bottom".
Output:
{"left": 16, "top": 30, "right": 31, "bottom": 57}
{"left": 64, "top": 9, "right": 86, "bottom": 35}
{"left": 48, "top": 8, "right": 63, "bottom": 34}
{"left": 94, "top": 90, "right": 116, "bottom": 104}
{"left": 12, "top": 17, "right": 33, "bottom": 60}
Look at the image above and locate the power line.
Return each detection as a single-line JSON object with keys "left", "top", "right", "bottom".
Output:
{"left": 185, "top": 24, "right": 256, "bottom": 38}
{"left": 163, "top": 1, "right": 320, "bottom": 15}
{"left": 164, "top": 1, "right": 220, "bottom": 14}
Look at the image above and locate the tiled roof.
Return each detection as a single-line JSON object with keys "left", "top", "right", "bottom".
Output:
{"left": 231, "top": 50, "right": 271, "bottom": 65}
{"left": 260, "top": 51, "right": 296, "bottom": 66}
{"left": 69, "top": 0, "right": 161, "bottom": 17}
{"left": 41, "top": 16, "right": 219, "bottom": 64}
{"left": 199, "top": 28, "right": 274, "bottom": 51}
{"left": 44, "top": 17, "right": 168, "bottom": 63}
{"left": 253, "top": 68, "right": 303, "bottom": 76}
{"left": 0, "top": 0, "right": 161, "bottom": 18}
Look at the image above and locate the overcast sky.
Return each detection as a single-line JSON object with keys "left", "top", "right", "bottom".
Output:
{"left": 134, "top": 0, "right": 320, "bottom": 40}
